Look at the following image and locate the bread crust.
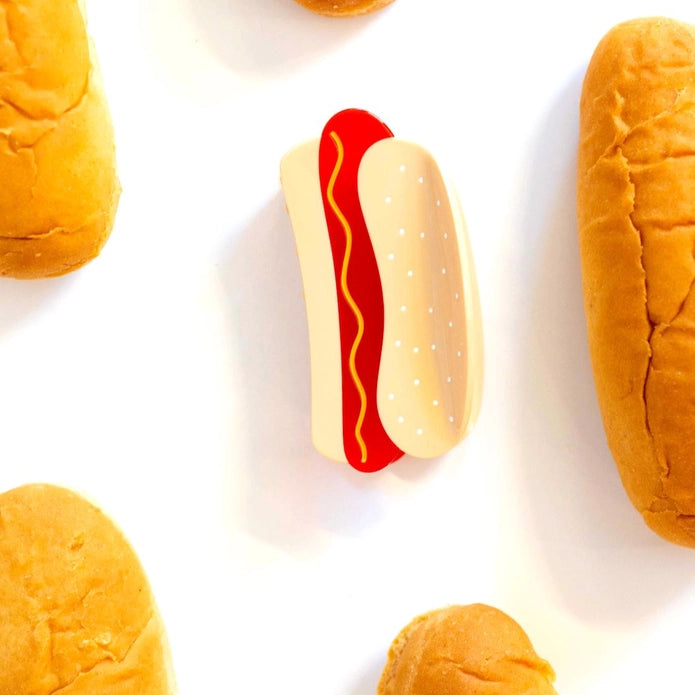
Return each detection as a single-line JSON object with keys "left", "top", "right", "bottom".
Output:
{"left": 377, "top": 605, "right": 556, "bottom": 695}
{"left": 0, "top": 484, "right": 175, "bottom": 694}
{"left": 292, "top": 0, "right": 394, "bottom": 17}
{"left": 0, "top": 0, "right": 120, "bottom": 279}
{"left": 578, "top": 17, "right": 695, "bottom": 546}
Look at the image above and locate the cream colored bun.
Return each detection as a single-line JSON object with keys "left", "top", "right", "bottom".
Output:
{"left": 578, "top": 17, "right": 695, "bottom": 547}
{"left": 359, "top": 140, "right": 483, "bottom": 458}
{"left": 292, "top": 0, "right": 394, "bottom": 17}
{"left": 0, "top": 484, "right": 175, "bottom": 694}
{"left": 378, "top": 605, "right": 557, "bottom": 695}
{"left": 0, "top": 0, "right": 120, "bottom": 279}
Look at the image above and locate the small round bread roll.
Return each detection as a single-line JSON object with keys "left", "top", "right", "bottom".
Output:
{"left": 378, "top": 604, "right": 557, "bottom": 695}
{"left": 0, "top": 0, "right": 120, "bottom": 279}
{"left": 292, "top": 0, "right": 395, "bottom": 17}
{"left": 0, "top": 484, "right": 175, "bottom": 694}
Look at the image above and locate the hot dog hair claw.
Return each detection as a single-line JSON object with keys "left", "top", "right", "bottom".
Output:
{"left": 281, "top": 109, "right": 483, "bottom": 472}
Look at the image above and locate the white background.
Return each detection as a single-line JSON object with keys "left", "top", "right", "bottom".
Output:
{"left": 2, "top": 0, "right": 695, "bottom": 693}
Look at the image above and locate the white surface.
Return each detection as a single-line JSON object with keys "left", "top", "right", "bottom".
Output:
{"left": 3, "top": 0, "right": 695, "bottom": 693}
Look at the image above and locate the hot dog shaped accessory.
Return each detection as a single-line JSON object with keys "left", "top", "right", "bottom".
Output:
{"left": 281, "top": 109, "right": 483, "bottom": 472}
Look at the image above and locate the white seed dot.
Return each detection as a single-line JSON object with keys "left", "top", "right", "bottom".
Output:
{"left": 388, "top": 393, "right": 395, "bottom": 400}
{"left": 395, "top": 340, "right": 402, "bottom": 348}
{"left": 418, "top": 176, "right": 424, "bottom": 184}
{"left": 397, "top": 416, "right": 405, "bottom": 423}
{"left": 455, "top": 292, "right": 460, "bottom": 300}
{"left": 436, "top": 199, "right": 441, "bottom": 207}
{"left": 441, "top": 267, "right": 447, "bottom": 274}
{"left": 457, "top": 350, "right": 462, "bottom": 357}
{"left": 385, "top": 196, "right": 392, "bottom": 204}
{"left": 400, "top": 305, "right": 407, "bottom": 312}
{"left": 446, "top": 376, "right": 452, "bottom": 383}
{"left": 413, "top": 379, "right": 420, "bottom": 387}
{"left": 448, "top": 321, "right": 454, "bottom": 328}
{"left": 416, "top": 428, "right": 423, "bottom": 436}
{"left": 399, "top": 227, "right": 406, "bottom": 236}
{"left": 420, "top": 232, "right": 426, "bottom": 239}
{"left": 413, "top": 347, "right": 419, "bottom": 354}
{"left": 449, "top": 416, "right": 455, "bottom": 423}
{"left": 399, "top": 164, "right": 406, "bottom": 172}
{"left": 428, "top": 307, "right": 434, "bottom": 314}
{"left": 407, "top": 269, "right": 413, "bottom": 277}
{"left": 433, "top": 400, "right": 439, "bottom": 407}
{"left": 388, "top": 253, "right": 395, "bottom": 260}
{"left": 431, "top": 344, "right": 437, "bottom": 351}
{"left": 443, "top": 232, "right": 448, "bottom": 239}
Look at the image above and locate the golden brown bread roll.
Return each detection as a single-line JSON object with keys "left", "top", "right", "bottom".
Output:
{"left": 577, "top": 17, "right": 695, "bottom": 547}
{"left": 0, "top": 484, "right": 175, "bottom": 694}
{"left": 0, "top": 0, "right": 120, "bottom": 279}
{"left": 378, "top": 604, "right": 557, "bottom": 695}
{"left": 292, "top": 0, "right": 394, "bottom": 17}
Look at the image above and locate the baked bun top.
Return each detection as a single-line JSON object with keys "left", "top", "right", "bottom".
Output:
{"left": 378, "top": 604, "right": 557, "bottom": 695}
{"left": 0, "top": 484, "right": 174, "bottom": 694}
{"left": 0, "top": 0, "right": 120, "bottom": 278}
{"left": 578, "top": 17, "right": 695, "bottom": 545}
{"left": 292, "top": 0, "right": 395, "bottom": 17}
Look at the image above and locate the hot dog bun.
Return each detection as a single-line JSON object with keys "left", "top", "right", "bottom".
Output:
{"left": 578, "top": 17, "right": 695, "bottom": 546}
{"left": 291, "top": 0, "right": 394, "bottom": 17}
{"left": 359, "top": 140, "right": 483, "bottom": 458}
{"left": 0, "top": 0, "right": 120, "bottom": 279}
{"left": 378, "top": 605, "right": 557, "bottom": 695}
{"left": 0, "top": 484, "right": 175, "bottom": 694}
{"left": 281, "top": 109, "right": 482, "bottom": 471}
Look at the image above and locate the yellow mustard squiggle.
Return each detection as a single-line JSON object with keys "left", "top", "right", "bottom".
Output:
{"left": 326, "top": 130, "right": 368, "bottom": 464}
